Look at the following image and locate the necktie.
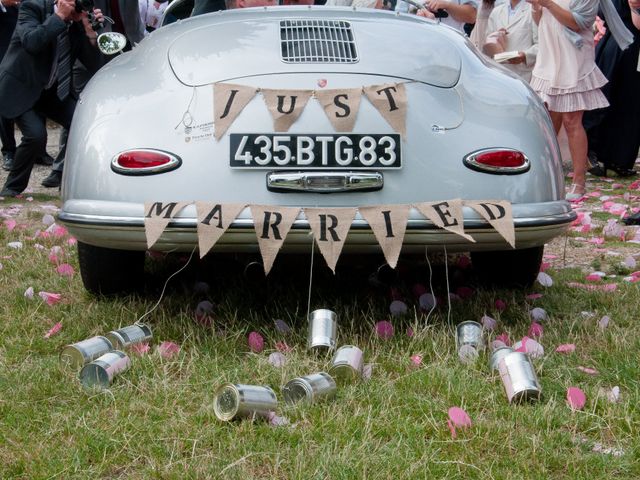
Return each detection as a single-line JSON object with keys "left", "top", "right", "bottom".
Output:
{"left": 56, "top": 30, "right": 71, "bottom": 101}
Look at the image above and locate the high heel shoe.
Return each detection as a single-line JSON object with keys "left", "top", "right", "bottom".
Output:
{"left": 566, "top": 183, "right": 586, "bottom": 202}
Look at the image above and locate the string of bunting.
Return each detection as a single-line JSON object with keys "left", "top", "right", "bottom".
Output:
{"left": 144, "top": 200, "right": 515, "bottom": 274}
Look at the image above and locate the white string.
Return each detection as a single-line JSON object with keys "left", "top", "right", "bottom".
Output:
{"left": 137, "top": 246, "right": 197, "bottom": 324}
{"left": 306, "top": 233, "right": 315, "bottom": 322}
{"left": 424, "top": 245, "right": 437, "bottom": 324}
{"left": 443, "top": 245, "right": 452, "bottom": 325}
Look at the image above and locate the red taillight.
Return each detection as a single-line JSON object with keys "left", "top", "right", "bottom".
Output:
{"left": 463, "top": 148, "right": 529, "bottom": 174}
{"left": 111, "top": 149, "right": 181, "bottom": 175}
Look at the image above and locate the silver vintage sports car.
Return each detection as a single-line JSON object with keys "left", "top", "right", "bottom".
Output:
{"left": 59, "top": 6, "right": 575, "bottom": 294}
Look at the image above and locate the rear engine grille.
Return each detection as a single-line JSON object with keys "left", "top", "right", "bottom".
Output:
{"left": 280, "top": 20, "right": 358, "bottom": 63}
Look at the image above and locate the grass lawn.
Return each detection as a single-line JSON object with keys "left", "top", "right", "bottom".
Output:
{"left": 1, "top": 176, "right": 639, "bottom": 479}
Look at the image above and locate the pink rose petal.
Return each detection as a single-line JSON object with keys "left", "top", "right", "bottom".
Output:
{"left": 389, "top": 300, "right": 408, "bottom": 316}
{"left": 456, "top": 255, "right": 471, "bottom": 269}
{"left": 406, "top": 327, "right": 414, "bottom": 338}
{"left": 537, "top": 272, "right": 553, "bottom": 287}
{"left": 248, "top": 331, "right": 264, "bottom": 353}
{"left": 410, "top": 354, "right": 422, "bottom": 367}
{"left": 274, "top": 319, "right": 291, "bottom": 333}
{"left": 494, "top": 299, "right": 507, "bottom": 311}
{"left": 567, "top": 387, "right": 586, "bottom": 410}
{"left": 157, "top": 341, "right": 180, "bottom": 359}
{"left": 275, "top": 341, "right": 291, "bottom": 353}
{"left": 268, "top": 352, "right": 287, "bottom": 367}
{"left": 577, "top": 366, "right": 599, "bottom": 375}
{"left": 44, "top": 321, "right": 62, "bottom": 339}
{"left": 4, "top": 219, "right": 16, "bottom": 231}
{"left": 528, "top": 322, "right": 544, "bottom": 338}
{"left": 555, "top": 343, "right": 576, "bottom": 354}
{"left": 375, "top": 320, "right": 394, "bottom": 340}
{"left": 529, "top": 307, "right": 547, "bottom": 322}
{"left": 268, "top": 411, "right": 291, "bottom": 427}
{"left": 131, "top": 342, "right": 150, "bottom": 356}
{"left": 607, "top": 386, "right": 620, "bottom": 403}
{"left": 38, "top": 291, "right": 62, "bottom": 306}
{"left": 24, "top": 287, "right": 34, "bottom": 299}
{"left": 598, "top": 315, "right": 610, "bottom": 329}
{"left": 42, "top": 214, "right": 55, "bottom": 226}
{"left": 481, "top": 315, "right": 497, "bottom": 331}
{"left": 56, "top": 263, "right": 75, "bottom": 277}
{"left": 447, "top": 407, "right": 472, "bottom": 438}
{"left": 317, "top": 78, "right": 327, "bottom": 88}
{"left": 67, "top": 237, "right": 77, "bottom": 246}
{"left": 412, "top": 283, "right": 427, "bottom": 298}
{"left": 362, "top": 363, "right": 373, "bottom": 380}
{"left": 456, "top": 286, "right": 474, "bottom": 299}
{"left": 496, "top": 332, "right": 511, "bottom": 346}
{"left": 419, "top": 293, "right": 437, "bottom": 310}
{"left": 586, "top": 273, "right": 602, "bottom": 282}
{"left": 526, "top": 293, "right": 544, "bottom": 300}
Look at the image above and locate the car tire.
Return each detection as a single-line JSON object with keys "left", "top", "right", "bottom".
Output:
{"left": 471, "top": 246, "right": 544, "bottom": 288}
{"left": 78, "top": 242, "right": 145, "bottom": 295}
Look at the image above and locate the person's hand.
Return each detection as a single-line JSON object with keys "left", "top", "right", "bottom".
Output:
{"left": 417, "top": 7, "right": 435, "bottom": 17}
{"left": 154, "top": 1, "right": 162, "bottom": 8}
{"left": 426, "top": 0, "right": 449, "bottom": 12}
{"left": 507, "top": 52, "right": 526, "bottom": 64}
{"left": 4, "top": 0, "right": 21, "bottom": 7}
{"left": 629, "top": 0, "right": 640, "bottom": 9}
{"left": 91, "top": 8, "right": 104, "bottom": 25}
{"left": 55, "top": 0, "right": 76, "bottom": 21}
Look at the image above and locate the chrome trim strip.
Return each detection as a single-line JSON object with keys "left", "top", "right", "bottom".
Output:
{"left": 267, "top": 171, "right": 384, "bottom": 192}
{"left": 462, "top": 148, "right": 531, "bottom": 175}
{"left": 110, "top": 149, "right": 182, "bottom": 176}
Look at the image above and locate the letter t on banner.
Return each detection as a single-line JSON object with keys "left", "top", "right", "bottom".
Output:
{"left": 359, "top": 205, "right": 410, "bottom": 269}
{"left": 144, "top": 201, "right": 193, "bottom": 248}
{"left": 250, "top": 205, "right": 300, "bottom": 274}
{"left": 363, "top": 83, "right": 407, "bottom": 138}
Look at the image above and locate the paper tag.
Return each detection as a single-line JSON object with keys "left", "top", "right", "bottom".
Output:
{"left": 431, "top": 125, "right": 446, "bottom": 134}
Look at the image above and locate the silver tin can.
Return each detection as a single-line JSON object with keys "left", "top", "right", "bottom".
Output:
{"left": 106, "top": 323, "right": 152, "bottom": 350}
{"left": 307, "top": 309, "right": 337, "bottom": 352}
{"left": 456, "top": 321, "right": 484, "bottom": 350}
{"left": 60, "top": 336, "right": 114, "bottom": 369}
{"left": 79, "top": 350, "right": 131, "bottom": 390}
{"left": 498, "top": 351, "right": 542, "bottom": 403}
{"left": 489, "top": 346, "right": 514, "bottom": 371}
{"left": 329, "top": 345, "right": 364, "bottom": 383}
{"left": 283, "top": 372, "right": 337, "bottom": 404}
{"left": 213, "top": 383, "right": 278, "bottom": 421}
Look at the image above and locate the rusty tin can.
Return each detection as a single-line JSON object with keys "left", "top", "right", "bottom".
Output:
{"left": 498, "top": 351, "right": 542, "bottom": 403}
{"left": 456, "top": 321, "right": 484, "bottom": 350}
{"left": 307, "top": 309, "right": 337, "bottom": 352}
{"left": 489, "top": 346, "right": 514, "bottom": 371}
{"left": 283, "top": 372, "right": 337, "bottom": 405}
{"left": 213, "top": 383, "right": 278, "bottom": 421}
{"left": 60, "top": 336, "right": 114, "bottom": 369}
{"left": 79, "top": 350, "right": 131, "bottom": 390}
{"left": 329, "top": 345, "right": 364, "bottom": 383}
{"left": 106, "top": 323, "right": 152, "bottom": 350}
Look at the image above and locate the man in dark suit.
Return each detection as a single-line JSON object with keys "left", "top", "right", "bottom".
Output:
{"left": 0, "top": 0, "right": 103, "bottom": 197}
{"left": 0, "top": 0, "right": 20, "bottom": 171}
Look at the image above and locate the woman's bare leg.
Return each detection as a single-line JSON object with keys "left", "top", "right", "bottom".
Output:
{"left": 562, "top": 110, "right": 587, "bottom": 193}
{"left": 549, "top": 111, "right": 563, "bottom": 135}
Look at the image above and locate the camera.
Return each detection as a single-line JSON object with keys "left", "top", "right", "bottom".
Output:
{"left": 433, "top": 8, "right": 449, "bottom": 17}
{"left": 74, "top": 0, "right": 94, "bottom": 12}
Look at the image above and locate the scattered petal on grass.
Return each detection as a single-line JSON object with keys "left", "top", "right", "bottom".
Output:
{"left": 275, "top": 341, "right": 291, "bottom": 353}
{"left": 131, "top": 342, "right": 150, "bottom": 356}
{"left": 38, "top": 291, "right": 62, "bottom": 306}
{"left": 567, "top": 387, "right": 586, "bottom": 410}
{"left": 56, "top": 263, "right": 75, "bottom": 277}
{"left": 375, "top": 320, "right": 394, "bottom": 340}
{"left": 528, "top": 322, "right": 543, "bottom": 338}
{"left": 458, "top": 345, "right": 479, "bottom": 364}
{"left": 410, "top": 354, "right": 422, "bottom": 367}
{"left": 195, "top": 300, "right": 214, "bottom": 325}
{"left": 42, "top": 214, "right": 55, "bottom": 226}
{"left": 607, "top": 386, "right": 620, "bottom": 403}
{"left": 158, "top": 341, "right": 181, "bottom": 359}
{"left": 481, "top": 315, "right": 496, "bottom": 330}
{"left": 447, "top": 407, "right": 472, "bottom": 438}
{"left": 7, "top": 241, "right": 22, "bottom": 249}
{"left": 268, "top": 411, "right": 291, "bottom": 427}
{"left": 412, "top": 283, "right": 427, "bottom": 298}
{"left": 456, "top": 254, "right": 471, "bottom": 269}
{"left": 248, "top": 331, "right": 265, "bottom": 353}
{"left": 193, "top": 281, "right": 210, "bottom": 294}
{"left": 526, "top": 293, "right": 544, "bottom": 300}
{"left": 268, "top": 352, "right": 287, "bottom": 367}
{"left": 33, "top": 243, "right": 45, "bottom": 251}
{"left": 555, "top": 343, "right": 576, "bottom": 354}
{"left": 623, "top": 256, "right": 637, "bottom": 268}
{"left": 496, "top": 332, "right": 511, "bottom": 346}
{"left": 44, "top": 321, "right": 62, "bottom": 339}
{"left": 456, "top": 286, "right": 474, "bottom": 299}
{"left": 567, "top": 282, "right": 618, "bottom": 292}
{"left": 588, "top": 237, "right": 605, "bottom": 245}
{"left": 24, "top": 287, "right": 34, "bottom": 299}
{"left": 494, "top": 299, "right": 507, "bottom": 311}
{"left": 418, "top": 293, "right": 437, "bottom": 310}
{"left": 67, "top": 237, "right": 77, "bottom": 246}
{"left": 598, "top": 315, "right": 610, "bottom": 329}
{"left": 4, "top": 219, "right": 17, "bottom": 231}
{"left": 586, "top": 273, "right": 602, "bottom": 282}
{"left": 529, "top": 307, "right": 548, "bottom": 322}
{"left": 406, "top": 327, "right": 414, "bottom": 337}
{"left": 389, "top": 300, "right": 408, "bottom": 316}
{"left": 537, "top": 272, "right": 553, "bottom": 287}
{"left": 274, "top": 319, "right": 291, "bottom": 334}
{"left": 592, "top": 443, "right": 624, "bottom": 457}
{"left": 362, "top": 363, "right": 373, "bottom": 380}
{"left": 491, "top": 339, "right": 507, "bottom": 350}
{"left": 514, "top": 337, "right": 544, "bottom": 358}
{"left": 577, "top": 366, "right": 599, "bottom": 375}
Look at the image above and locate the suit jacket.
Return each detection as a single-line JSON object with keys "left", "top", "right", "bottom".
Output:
{"left": 0, "top": 0, "right": 102, "bottom": 119}
{"left": 0, "top": 5, "right": 19, "bottom": 58}
{"left": 486, "top": 1, "right": 538, "bottom": 82}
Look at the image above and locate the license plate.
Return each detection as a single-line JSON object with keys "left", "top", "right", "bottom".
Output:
{"left": 229, "top": 134, "right": 402, "bottom": 169}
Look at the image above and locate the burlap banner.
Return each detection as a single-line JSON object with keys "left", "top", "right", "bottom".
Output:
{"left": 466, "top": 200, "right": 515, "bottom": 248}
{"left": 250, "top": 205, "right": 300, "bottom": 274}
{"left": 315, "top": 88, "right": 362, "bottom": 132}
{"left": 213, "top": 83, "right": 257, "bottom": 140}
{"left": 359, "top": 204, "right": 411, "bottom": 269}
{"left": 363, "top": 83, "right": 407, "bottom": 139}
{"left": 305, "top": 207, "right": 357, "bottom": 273}
{"left": 144, "top": 201, "right": 193, "bottom": 248}
{"left": 195, "top": 202, "right": 246, "bottom": 258}
{"left": 261, "top": 89, "right": 313, "bottom": 132}
{"left": 413, "top": 199, "right": 475, "bottom": 243}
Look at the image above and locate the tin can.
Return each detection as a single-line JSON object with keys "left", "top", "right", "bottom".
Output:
{"left": 213, "top": 383, "right": 277, "bottom": 421}
{"left": 329, "top": 345, "right": 364, "bottom": 383}
{"left": 283, "top": 372, "right": 337, "bottom": 404}
{"left": 489, "top": 346, "right": 514, "bottom": 371}
{"left": 79, "top": 350, "right": 131, "bottom": 390}
{"left": 307, "top": 309, "right": 337, "bottom": 352}
{"left": 60, "top": 336, "right": 114, "bottom": 369}
{"left": 498, "top": 351, "right": 541, "bottom": 403}
{"left": 456, "top": 321, "right": 484, "bottom": 350}
{"left": 106, "top": 323, "right": 152, "bottom": 350}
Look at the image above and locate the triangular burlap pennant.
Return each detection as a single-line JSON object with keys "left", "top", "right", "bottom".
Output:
{"left": 213, "top": 83, "right": 257, "bottom": 140}
{"left": 250, "top": 205, "right": 300, "bottom": 274}
{"left": 304, "top": 207, "right": 356, "bottom": 273}
{"left": 261, "top": 89, "right": 313, "bottom": 132}
{"left": 465, "top": 200, "right": 515, "bottom": 248}
{"left": 363, "top": 83, "right": 407, "bottom": 138}
{"left": 315, "top": 88, "right": 362, "bottom": 132}
{"left": 144, "top": 201, "right": 192, "bottom": 248}
{"left": 195, "top": 202, "right": 246, "bottom": 258}
{"left": 359, "top": 204, "right": 410, "bottom": 269}
{"left": 413, "top": 199, "right": 475, "bottom": 243}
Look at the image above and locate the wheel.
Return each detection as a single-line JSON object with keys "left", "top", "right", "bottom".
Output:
{"left": 471, "top": 246, "right": 543, "bottom": 288}
{"left": 77, "top": 242, "right": 145, "bottom": 295}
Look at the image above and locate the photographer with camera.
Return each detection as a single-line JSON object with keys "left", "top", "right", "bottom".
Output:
{"left": 416, "top": 0, "right": 478, "bottom": 31}
{"left": 0, "top": 0, "right": 104, "bottom": 197}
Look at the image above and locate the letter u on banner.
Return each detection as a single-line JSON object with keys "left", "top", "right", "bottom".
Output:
{"left": 250, "top": 205, "right": 300, "bottom": 274}
{"left": 213, "top": 83, "right": 257, "bottom": 140}
{"left": 261, "top": 89, "right": 313, "bottom": 132}
{"left": 305, "top": 207, "right": 356, "bottom": 273}
{"left": 195, "top": 202, "right": 246, "bottom": 258}
{"left": 144, "top": 201, "right": 193, "bottom": 248}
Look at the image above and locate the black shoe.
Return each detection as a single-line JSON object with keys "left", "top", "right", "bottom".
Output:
{"left": 611, "top": 167, "right": 637, "bottom": 177}
{"left": 41, "top": 170, "right": 62, "bottom": 188}
{"left": 623, "top": 212, "right": 640, "bottom": 226}
{"left": 587, "top": 164, "right": 607, "bottom": 177}
{"left": 0, "top": 188, "right": 20, "bottom": 197}
{"left": 2, "top": 152, "right": 14, "bottom": 171}
{"left": 35, "top": 154, "right": 54, "bottom": 166}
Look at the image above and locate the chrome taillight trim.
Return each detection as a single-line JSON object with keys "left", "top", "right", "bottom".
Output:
{"left": 111, "top": 149, "right": 182, "bottom": 176}
{"left": 463, "top": 148, "right": 530, "bottom": 175}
